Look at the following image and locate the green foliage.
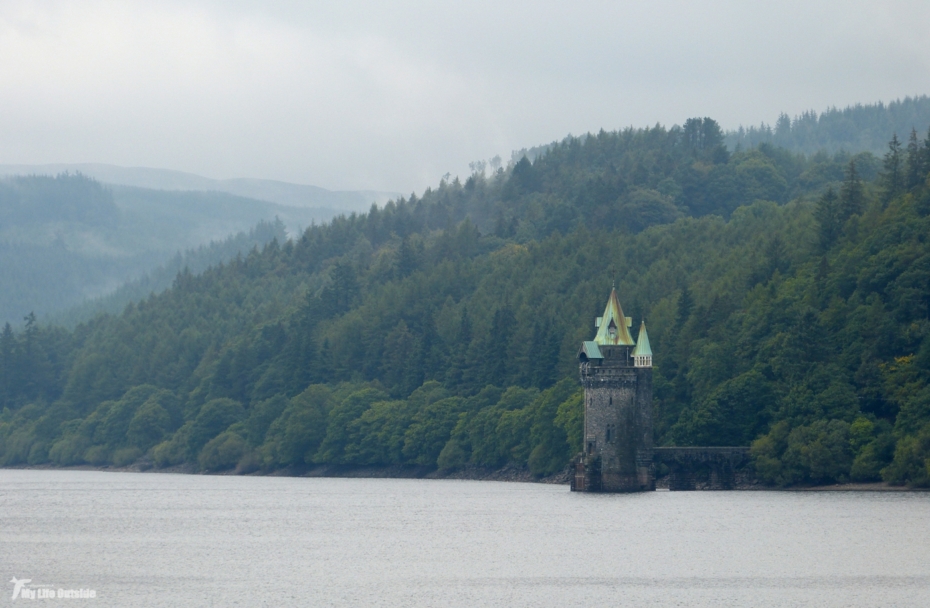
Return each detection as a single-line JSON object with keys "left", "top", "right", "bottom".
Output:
{"left": 883, "top": 424, "right": 930, "bottom": 487}
{"left": 436, "top": 436, "right": 468, "bottom": 471}
{"left": 670, "top": 370, "right": 773, "bottom": 446}
{"left": 554, "top": 390, "right": 583, "bottom": 456}
{"left": 151, "top": 421, "right": 194, "bottom": 468}
{"left": 188, "top": 398, "right": 245, "bottom": 457}
{"left": 126, "top": 399, "right": 170, "bottom": 451}
{"left": 199, "top": 431, "right": 249, "bottom": 472}
{"left": 245, "top": 394, "right": 288, "bottom": 447}
{"left": 526, "top": 380, "right": 579, "bottom": 476}
{"left": 259, "top": 385, "right": 331, "bottom": 467}
{"left": 752, "top": 419, "right": 853, "bottom": 486}
{"left": 849, "top": 417, "right": 895, "bottom": 482}
{"left": 2, "top": 123, "right": 930, "bottom": 486}
{"left": 112, "top": 447, "right": 143, "bottom": 467}
{"left": 617, "top": 188, "right": 681, "bottom": 233}
{"left": 314, "top": 387, "right": 388, "bottom": 464}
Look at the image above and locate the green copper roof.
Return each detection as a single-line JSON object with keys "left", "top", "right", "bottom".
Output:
{"left": 632, "top": 321, "right": 652, "bottom": 357}
{"left": 580, "top": 341, "right": 604, "bottom": 360}
{"left": 593, "top": 288, "right": 635, "bottom": 346}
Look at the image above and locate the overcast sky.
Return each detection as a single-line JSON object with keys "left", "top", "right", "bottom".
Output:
{"left": 1, "top": 1, "right": 928, "bottom": 194}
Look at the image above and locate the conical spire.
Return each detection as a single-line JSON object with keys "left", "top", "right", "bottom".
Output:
{"left": 593, "top": 288, "right": 635, "bottom": 346}
{"left": 631, "top": 321, "right": 652, "bottom": 357}
{"left": 632, "top": 320, "right": 652, "bottom": 367}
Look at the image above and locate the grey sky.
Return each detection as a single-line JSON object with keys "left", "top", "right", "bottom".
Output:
{"left": 1, "top": 1, "right": 928, "bottom": 193}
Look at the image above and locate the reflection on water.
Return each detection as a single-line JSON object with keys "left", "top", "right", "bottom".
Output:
{"left": 2, "top": 470, "right": 929, "bottom": 607}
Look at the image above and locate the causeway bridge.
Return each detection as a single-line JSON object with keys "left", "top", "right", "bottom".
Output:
{"left": 652, "top": 447, "right": 752, "bottom": 491}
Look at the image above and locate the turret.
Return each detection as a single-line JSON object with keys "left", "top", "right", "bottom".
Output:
{"left": 632, "top": 321, "right": 652, "bottom": 368}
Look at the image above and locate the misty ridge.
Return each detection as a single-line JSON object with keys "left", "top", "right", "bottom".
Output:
{"left": 511, "top": 96, "right": 930, "bottom": 166}
{"left": 0, "top": 163, "right": 398, "bottom": 213}
{"left": 725, "top": 95, "right": 930, "bottom": 155}
{"left": 0, "top": 172, "right": 389, "bottom": 326}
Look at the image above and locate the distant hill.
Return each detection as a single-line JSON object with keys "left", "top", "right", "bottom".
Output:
{"left": 725, "top": 95, "right": 930, "bottom": 156}
{"left": 108, "top": 184, "right": 336, "bottom": 246}
{"left": 0, "top": 173, "right": 337, "bottom": 325}
{"left": 0, "top": 163, "right": 398, "bottom": 213}
{"left": 50, "top": 219, "right": 288, "bottom": 328}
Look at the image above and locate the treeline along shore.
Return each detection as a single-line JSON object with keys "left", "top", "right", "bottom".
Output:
{"left": 3, "top": 112, "right": 930, "bottom": 488}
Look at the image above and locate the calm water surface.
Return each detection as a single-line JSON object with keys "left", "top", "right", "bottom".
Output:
{"left": 1, "top": 470, "right": 929, "bottom": 607}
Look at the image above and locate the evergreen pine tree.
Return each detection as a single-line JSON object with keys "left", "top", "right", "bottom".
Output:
{"left": 483, "top": 308, "right": 515, "bottom": 387}
{"left": 880, "top": 134, "right": 903, "bottom": 203}
{"left": 839, "top": 160, "right": 864, "bottom": 220}
{"left": 905, "top": 128, "right": 923, "bottom": 189}
{"left": 319, "top": 262, "right": 359, "bottom": 318}
{"left": 530, "top": 319, "right": 560, "bottom": 389}
{"left": 317, "top": 338, "right": 334, "bottom": 382}
{"left": 0, "top": 323, "right": 15, "bottom": 408}
{"left": 677, "top": 287, "right": 694, "bottom": 327}
{"left": 416, "top": 310, "right": 439, "bottom": 383}
{"left": 923, "top": 126, "right": 930, "bottom": 182}
{"left": 814, "top": 187, "right": 842, "bottom": 252}
{"left": 445, "top": 307, "right": 472, "bottom": 389}
{"left": 19, "top": 312, "right": 38, "bottom": 400}
{"left": 395, "top": 237, "right": 421, "bottom": 278}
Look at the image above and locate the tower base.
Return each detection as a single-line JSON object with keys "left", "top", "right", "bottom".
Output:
{"left": 570, "top": 452, "right": 655, "bottom": 493}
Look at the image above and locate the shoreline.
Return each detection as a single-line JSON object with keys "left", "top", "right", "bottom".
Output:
{"left": 4, "top": 461, "right": 573, "bottom": 485}
{"left": 4, "top": 463, "right": 925, "bottom": 491}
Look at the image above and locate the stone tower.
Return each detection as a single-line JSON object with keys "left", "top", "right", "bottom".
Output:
{"left": 573, "top": 289, "right": 654, "bottom": 492}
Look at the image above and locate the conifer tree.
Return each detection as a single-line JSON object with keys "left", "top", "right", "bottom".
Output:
{"left": 880, "top": 134, "right": 903, "bottom": 203}
{"left": 483, "top": 308, "right": 515, "bottom": 387}
{"left": 676, "top": 286, "right": 694, "bottom": 327}
{"left": 923, "top": 126, "right": 930, "bottom": 181}
{"left": 395, "top": 236, "right": 421, "bottom": 278}
{"left": 0, "top": 323, "right": 14, "bottom": 407}
{"left": 319, "top": 262, "right": 359, "bottom": 318}
{"left": 445, "top": 307, "right": 472, "bottom": 389}
{"left": 530, "top": 319, "right": 560, "bottom": 389}
{"left": 905, "top": 128, "right": 923, "bottom": 189}
{"left": 814, "top": 188, "right": 841, "bottom": 252}
{"left": 839, "top": 160, "right": 864, "bottom": 220}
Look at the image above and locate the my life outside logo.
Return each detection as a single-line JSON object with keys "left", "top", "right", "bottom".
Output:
{"left": 10, "top": 578, "right": 95, "bottom": 601}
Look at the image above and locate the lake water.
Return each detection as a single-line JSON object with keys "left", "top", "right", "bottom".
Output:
{"left": 2, "top": 470, "right": 929, "bottom": 607}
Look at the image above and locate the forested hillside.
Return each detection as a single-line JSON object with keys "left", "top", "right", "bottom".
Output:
{"left": 2, "top": 119, "right": 930, "bottom": 487}
{"left": 0, "top": 174, "right": 329, "bottom": 325}
{"left": 52, "top": 219, "right": 287, "bottom": 328}
{"left": 726, "top": 95, "right": 930, "bottom": 157}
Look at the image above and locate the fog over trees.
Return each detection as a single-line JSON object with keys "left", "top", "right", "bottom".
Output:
{"left": 0, "top": 173, "right": 340, "bottom": 325}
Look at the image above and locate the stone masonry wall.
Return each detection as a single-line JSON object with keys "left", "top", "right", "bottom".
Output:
{"left": 580, "top": 345, "right": 654, "bottom": 492}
